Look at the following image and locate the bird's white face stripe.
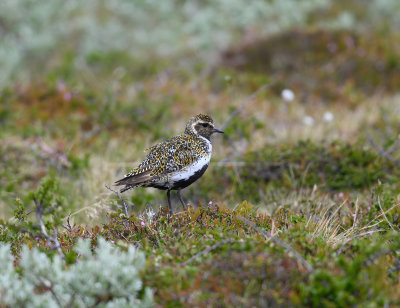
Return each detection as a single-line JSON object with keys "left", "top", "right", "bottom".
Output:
{"left": 191, "top": 122, "right": 197, "bottom": 132}
{"left": 192, "top": 121, "right": 214, "bottom": 131}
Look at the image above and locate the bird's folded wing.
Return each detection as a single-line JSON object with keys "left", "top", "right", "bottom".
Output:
{"left": 114, "top": 142, "right": 164, "bottom": 187}
{"left": 114, "top": 169, "right": 154, "bottom": 186}
{"left": 115, "top": 135, "right": 202, "bottom": 187}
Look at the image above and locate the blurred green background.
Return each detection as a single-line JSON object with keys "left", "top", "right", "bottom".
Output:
{"left": 1, "top": 0, "right": 400, "bottom": 221}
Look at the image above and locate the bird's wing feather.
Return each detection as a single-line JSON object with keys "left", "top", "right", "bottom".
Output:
{"left": 114, "top": 170, "right": 153, "bottom": 186}
{"left": 114, "top": 143, "right": 163, "bottom": 188}
{"left": 115, "top": 135, "right": 207, "bottom": 189}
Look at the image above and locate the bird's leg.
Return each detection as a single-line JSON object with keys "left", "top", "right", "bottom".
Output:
{"left": 177, "top": 188, "right": 187, "bottom": 210}
{"left": 167, "top": 189, "right": 173, "bottom": 214}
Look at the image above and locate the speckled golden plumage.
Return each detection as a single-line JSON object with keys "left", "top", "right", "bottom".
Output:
{"left": 119, "top": 134, "right": 209, "bottom": 187}
{"left": 115, "top": 114, "right": 224, "bottom": 212}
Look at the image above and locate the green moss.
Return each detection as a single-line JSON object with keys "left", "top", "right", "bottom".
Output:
{"left": 207, "top": 140, "right": 398, "bottom": 203}
{"left": 301, "top": 232, "right": 400, "bottom": 307}
{"left": 2, "top": 187, "right": 400, "bottom": 307}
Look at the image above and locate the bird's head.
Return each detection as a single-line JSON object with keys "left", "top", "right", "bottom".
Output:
{"left": 185, "top": 114, "right": 224, "bottom": 140}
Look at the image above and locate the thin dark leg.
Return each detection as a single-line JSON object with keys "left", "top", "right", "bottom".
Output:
{"left": 167, "top": 189, "right": 173, "bottom": 214}
{"left": 177, "top": 189, "right": 187, "bottom": 210}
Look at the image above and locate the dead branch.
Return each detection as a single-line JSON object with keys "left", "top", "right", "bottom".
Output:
{"left": 362, "top": 202, "right": 400, "bottom": 230}
{"left": 337, "top": 229, "right": 384, "bottom": 255}
{"left": 180, "top": 238, "right": 235, "bottom": 266}
{"left": 221, "top": 83, "right": 272, "bottom": 130}
{"left": 386, "top": 138, "right": 399, "bottom": 154}
{"left": 38, "top": 278, "right": 64, "bottom": 307}
{"left": 190, "top": 54, "right": 220, "bottom": 90}
{"left": 62, "top": 213, "right": 73, "bottom": 236}
{"left": 363, "top": 248, "right": 391, "bottom": 268}
{"left": 105, "top": 184, "right": 129, "bottom": 216}
{"left": 387, "top": 258, "right": 400, "bottom": 275}
{"left": 367, "top": 135, "right": 400, "bottom": 166}
{"left": 238, "top": 216, "right": 313, "bottom": 273}
{"left": 377, "top": 196, "right": 397, "bottom": 231}
{"left": 33, "top": 198, "right": 65, "bottom": 262}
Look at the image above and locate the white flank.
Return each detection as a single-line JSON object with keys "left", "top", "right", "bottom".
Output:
{"left": 171, "top": 137, "right": 212, "bottom": 182}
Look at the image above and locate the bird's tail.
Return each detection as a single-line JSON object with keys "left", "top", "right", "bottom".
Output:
{"left": 114, "top": 170, "right": 153, "bottom": 193}
{"left": 119, "top": 185, "right": 134, "bottom": 193}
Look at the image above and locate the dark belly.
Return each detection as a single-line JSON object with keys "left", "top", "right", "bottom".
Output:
{"left": 151, "top": 164, "right": 209, "bottom": 190}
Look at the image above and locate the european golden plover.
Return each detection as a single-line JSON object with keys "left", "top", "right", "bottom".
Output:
{"left": 115, "top": 114, "right": 224, "bottom": 213}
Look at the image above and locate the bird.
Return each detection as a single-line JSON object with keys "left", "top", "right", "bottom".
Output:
{"left": 115, "top": 114, "right": 224, "bottom": 213}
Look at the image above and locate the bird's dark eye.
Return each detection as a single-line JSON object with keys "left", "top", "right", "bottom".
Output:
{"left": 201, "top": 123, "right": 208, "bottom": 127}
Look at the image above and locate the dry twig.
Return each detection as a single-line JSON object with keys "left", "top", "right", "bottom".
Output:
{"left": 367, "top": 135, "right": 400, "bottom": 166}
{"left": 387, "top": 258, "right": 400, "bottom": 274}
{"left": 337, "top": 229, "right": 383, "bottom": 255}
{"left": 38, "top": 278, "right": 64, "bottom": 307}
{"left": 363, "top": 248, "right": 391, "bottom": 268}
{"left": 180, "top": 238, "right": 235, "bottom": 266}
{"left": 221, "top": 83, "right": 272, "bottom": 130}
{"left": 376, "top": 196, "right": 397, "bottom": 231}
{"left": 62, "top": 213, "right": 73, "bottom": 236}
{"left": 34, "top": 198, "right": 65, "bottom": 262}
{"left": 238, "top": 216, "right": 313, "bottom": 272}
{"left": 105, "top": 184, "right": 129, "bottom": 216}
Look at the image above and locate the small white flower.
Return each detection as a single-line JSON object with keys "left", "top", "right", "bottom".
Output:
{"left": 323, "top": 111, "right": 334, "bottom": 122}
{"left": 302, "top": 116, "right": 315, "bottom": 126}
{"left": 281, "top": 89, "right": 295, "bottom": 102}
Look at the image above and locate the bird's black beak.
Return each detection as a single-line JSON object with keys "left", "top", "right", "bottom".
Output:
{"left": 213, "top": 128, "right": 224, "bottom": 134}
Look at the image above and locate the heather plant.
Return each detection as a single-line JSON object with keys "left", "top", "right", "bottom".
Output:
{"left": 0, "top": 176, "right": 66, "bottom": 257}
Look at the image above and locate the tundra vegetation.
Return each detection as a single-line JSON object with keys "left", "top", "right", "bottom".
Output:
{"left": 1, "top": 0, "right": 400, "bottom": 306}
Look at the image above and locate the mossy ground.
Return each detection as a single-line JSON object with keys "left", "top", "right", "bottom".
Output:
{"left": 1, "top": 2, "right": 400, "bottom": 306}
